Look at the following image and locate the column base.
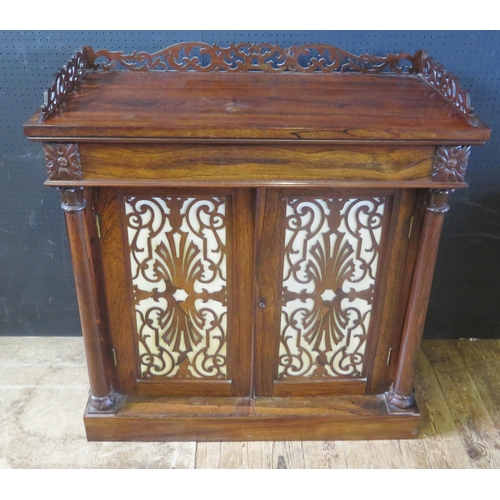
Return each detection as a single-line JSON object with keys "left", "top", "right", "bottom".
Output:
{"left": 87, "top": 392, "right": 121, "bottom": 413}
{"left": 385, "top": 384, "right": 418, "bottom": 413}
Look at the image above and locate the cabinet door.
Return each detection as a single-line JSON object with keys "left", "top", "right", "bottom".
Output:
{"left": 95, "top": 188, "right": 254, "bottom": 397}
{"left": 254, "top": 188, "right": 418, "bottom": 397}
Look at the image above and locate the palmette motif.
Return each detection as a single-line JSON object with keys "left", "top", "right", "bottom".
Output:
{"left": 279, "top": 197, "right": 385, "bottom": 378}
{"left": 125, "top": 196, "right": 228, "bottom": 379}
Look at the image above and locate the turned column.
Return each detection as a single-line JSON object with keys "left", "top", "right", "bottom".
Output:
{"left": 387, "top": 189, "right": 452, "bottom": 409}
{"left": 60, "top": 187, "right": 116, "bottom": 411}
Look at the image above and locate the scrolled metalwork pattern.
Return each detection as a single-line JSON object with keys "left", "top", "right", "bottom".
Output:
{"left": 93, "top": 43, "right": 418, "bottom": 74}
{"left": 125, "top": 195, "right": 228, "bottom": 379}
{"left": 279, "top": 197, "right": 385, "bottom": 379}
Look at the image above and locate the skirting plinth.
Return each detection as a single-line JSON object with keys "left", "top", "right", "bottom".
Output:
{"left": 84, "top": 395, "right": 420, "bottom": 441}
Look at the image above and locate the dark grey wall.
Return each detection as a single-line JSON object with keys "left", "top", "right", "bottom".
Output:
{"left": 1, "top": 31, "right": 499, "bottom": 338}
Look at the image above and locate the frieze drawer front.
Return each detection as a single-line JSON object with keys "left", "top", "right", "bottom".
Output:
{"left": 24, "top": 43, "right": 490, "bottom": 441}
{"left": 76, "top": 144, "right": 436, "bottom": 184}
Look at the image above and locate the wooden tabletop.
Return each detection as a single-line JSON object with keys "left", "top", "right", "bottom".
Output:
{"left": 24, "top": 64, "right": 490, "bottom": 144}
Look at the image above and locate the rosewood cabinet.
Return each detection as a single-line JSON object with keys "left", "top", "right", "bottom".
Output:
{"left": 24, "top": 44, "right": 490, "bottom": 441}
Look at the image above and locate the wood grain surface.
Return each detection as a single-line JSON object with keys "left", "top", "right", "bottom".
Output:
{"left": 24, "top": 72, "right": 490, "bottom": 143}
{"left": 84, "top": 394, "right": 420, "bottom": 441}
{"left": 96, "top": 188, "right": 254, "bottom": 398}
{"left": 78, "top": 144, "right": 436, "bottom": 182}
{"left": 19, "top": 43, "right": 494, "bottom": 455}
{"left": 421, "top": 340, "right": 500, "bottom": 468}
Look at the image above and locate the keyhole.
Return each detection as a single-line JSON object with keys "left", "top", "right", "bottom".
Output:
{"left": 258, "top": 300, "right": 266, "bottom": 308}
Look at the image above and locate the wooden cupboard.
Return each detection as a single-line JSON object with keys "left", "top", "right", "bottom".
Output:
{"left": 24, "top": 43, "right": 490, "bottom": 441}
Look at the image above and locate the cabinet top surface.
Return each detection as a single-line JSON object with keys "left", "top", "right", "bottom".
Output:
{"left": 24, "top": 44, "right": 490, "bottom": 144}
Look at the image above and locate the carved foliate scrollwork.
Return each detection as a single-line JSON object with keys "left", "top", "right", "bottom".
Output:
{"left": 43, "top": 143, "right": 83, "bottom": 181}
{"left": 279, "top": 197, "right": 385, "bottom": 379}
{"left": 37, "top": 44, "right": 478, "bottom": 122}
{"left": 432, "top": 146, "right": 471, "bottom": 183}
{"left": 38, "top": 47, "right": 95, "bottom": 123}
{"left": 418, "top": 53, "right": 472, "bottom": 117}
{"left": 90, "top": 45, "right": 478, "bottom": 119}
{"left": 93, "top": 43, "right": 418, "bottom": 74}
{"left": 125, "top": 196, "right": 228, "bottom": 379}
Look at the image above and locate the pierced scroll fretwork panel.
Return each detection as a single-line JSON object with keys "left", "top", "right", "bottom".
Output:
{"left": 125, "top": 195, "right": 228, "bottom": 379}
{"left": 279, "top": 197, "right": 385, "bottom": 379}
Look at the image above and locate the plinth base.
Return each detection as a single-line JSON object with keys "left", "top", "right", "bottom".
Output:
{"left": 84, "top": 395, "right": 420, "bottom": 441}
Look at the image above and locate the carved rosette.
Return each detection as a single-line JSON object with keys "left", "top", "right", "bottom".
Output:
{"left": 432, "top": 146, "right": 471, "bottom": 183}
{"left": 43, "top": 143, "right": 83, "bottom": 181}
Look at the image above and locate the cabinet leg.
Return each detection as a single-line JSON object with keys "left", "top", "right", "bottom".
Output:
{"left": 386, "top": 189, "right": 452, "bottom": 410}
{"left": 60, "top": 187, "right": 116, "bottom": 411}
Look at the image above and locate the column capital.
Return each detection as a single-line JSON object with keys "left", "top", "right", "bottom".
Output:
{"left": 425, "top": 189, "right": 453, "bottom": 214}
{"left": 59, "top": 187, "right": 87, "bottom": 213}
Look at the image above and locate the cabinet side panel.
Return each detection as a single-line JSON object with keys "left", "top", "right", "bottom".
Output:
{"left": 365, "top": 190, "right": 419, "bottom": 393}
{"left": 96, "top": 188, "right": 139, "bottom": 394}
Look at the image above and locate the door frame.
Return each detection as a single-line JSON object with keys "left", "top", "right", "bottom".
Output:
{"left": 253, "top": 187, "right": 418, "bottom": 397}
{"left": 95, "top": 187, "right": 254, "bottom": 397}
